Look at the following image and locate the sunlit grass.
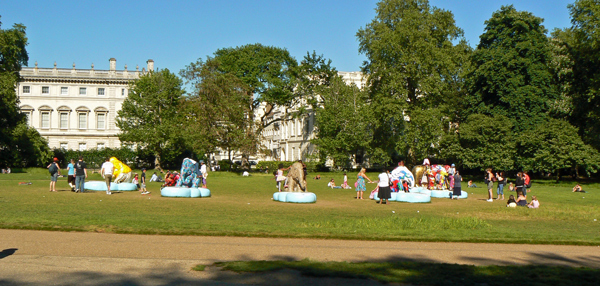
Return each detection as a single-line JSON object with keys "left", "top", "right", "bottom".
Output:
{"left": 0, "top": 169, "right": 598, "bottom": 244}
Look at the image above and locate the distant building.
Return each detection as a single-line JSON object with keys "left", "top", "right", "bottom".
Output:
{"left": 16, "top": 58, "right": 153, "bottom": 150}
{"left": 211, "top": 71, "right": 366, "bottom": 164}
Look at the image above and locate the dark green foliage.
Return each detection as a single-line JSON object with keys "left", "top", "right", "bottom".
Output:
{"left": 519, "top": 119, "right": 600, "bottom": 178}
{"left": 453, "top": 114, "right": 516, "bottom": 171}
{"left": 116, "top": 69, "right": 185, "bottom": 170}
{"left": 0, "top": 17, "right": 49, "bottom": 169}
{"left": 356, "top": 0, "right": 468, "bottom": 165}
{"left": 557, "top": 0, "right": 600, "bottom": 150}
{"left": 312, "top": 76, "right": 373, "bottom": 168}
{"left": 466, "top": 5, "right": 558, "bottom": 131}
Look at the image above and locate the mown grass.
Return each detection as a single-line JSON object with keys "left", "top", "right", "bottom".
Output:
{"left": 210, "top": 259, "right": 600, "bottom": 286}
{"left": 0, "top": 169, "right": 599, "bottom": 244}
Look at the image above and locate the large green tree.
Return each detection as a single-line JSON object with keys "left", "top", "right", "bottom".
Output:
{"left": 312, "top": 76, "right": 373, "bottom": 168}
{"left": 116, "top": 69, "right": 185, "bottom": 170}
{"left": 356, "top": 0, "right": 467, "bottom": 165}
{"left": 556, "top": 0, "right": 600, "bottom": 150}
{"left": 180, "top": 58, "right": 255, "bottom": 161}
{"left": 465, "top": 5, "right": 558, "bottom": 131}
{"left": 184, "top": 44, "right": 299, "bottom": 164}
{"left": 1, "top": 17, "right": 51, "bottom": 168}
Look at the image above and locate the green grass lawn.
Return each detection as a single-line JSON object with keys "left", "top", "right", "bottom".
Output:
{"left": 0, "top": 169, "right": 599, "bottom": 245}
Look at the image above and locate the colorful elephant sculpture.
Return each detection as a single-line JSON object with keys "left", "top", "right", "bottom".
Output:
{"left": 110, "top": 157, "right": 132, "bottom": 183}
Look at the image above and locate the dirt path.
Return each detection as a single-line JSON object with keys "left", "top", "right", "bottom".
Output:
{"left": 1, "top": 229, "right": 599, "bottom": 285}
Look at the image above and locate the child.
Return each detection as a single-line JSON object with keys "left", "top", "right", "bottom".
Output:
{"left": 140, "top": 168, "right": 149, "bottom": 194}
{"left": 508, "top": 182, "right": 515, "bottom": 192}
{"left": 506, "top": 195, "right": 517, "bottom": 207}
{"left": 527, "top": 195, "right": 540, "bottom": 208}
{"left": 132, "top": 173, "right": 139, "bottom": 188}
{"left": 341, "top": 173, "right": 350, "bottom": 189}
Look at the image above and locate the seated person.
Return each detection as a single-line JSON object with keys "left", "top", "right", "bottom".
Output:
{"left": 527, "top": 195, "right": 540, "bottom": 208}
{"left": 162, "top": 173, "right": 176, "bottom": 187}
{"left": 132, "top": 173, "right": 140, "bottom": 188}
{"left": 508, "top": 182, "right": 515, "bottom": 192}
{"left": 506, "top": 195, "right": 517, "bottom": 207}
{"left": 515, "top": 191, "right": 527, "bottom": 207}
{"left": 314, "top": 174, "right": 321, "bottom": 180}
{"left": 572, "top": 184, "right": 586, "bottom": 193}
{"left": 150, "top": 172, "right": 163, "bottom": 182}
{"left": 467, "top": 180, "right": 477, "bottom": 188}
{"left": 327, "top": 179, "right": 342, "bottom": 189}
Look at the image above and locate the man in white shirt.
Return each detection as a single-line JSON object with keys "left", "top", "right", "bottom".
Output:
{"left": 100, "top": 158, "right": 114, "bottom": 195}
{"left": 200, "top": 160, "right": 208, "bottom": 188}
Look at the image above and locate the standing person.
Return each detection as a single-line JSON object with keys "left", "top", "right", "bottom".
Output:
{"left": 515, "top": 172, "right": 525, "bottom": 198}
{"left": 100, "top": 158, "right": 114, "bottom": 195}
{"left": 496, "top": 171, "right": 505, "bottom": 200}
{"left": 377, "top": 169, "right": 392, "bottom": 204}
{"left": 485, "top": 168, "right": 495, "bottom": 202}
{"left": 523, "top": 172, "right": 531, "bottom": 198}
{"left": 200, "top": 160, "right": 208, "bottom": 188}
{"left": 452, "top": 170, "right": 462, "bottom": 199}
{"left": 47, "top": 158, "right": 60, "bottom": 192}
{"left": 74, "top": 156, "right": 87, "bottom": 193}
{"left": 355, "top": 168, "right": 372, "bottom": 199}
{"left": 140, "top": 168, "right": 149, "bottom": 194}
{"left": 67, "top": 159, "right": 75, "bottom": 191}
{"left": 341, "top": 172, "right": 349, "bottom": 189}
{"left": 276, "top": 164, "right": 286, "bottom": 192}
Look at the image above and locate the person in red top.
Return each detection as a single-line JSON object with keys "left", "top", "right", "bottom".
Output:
{"left": 523, "top": 172, "right": 531, "bottom": 198}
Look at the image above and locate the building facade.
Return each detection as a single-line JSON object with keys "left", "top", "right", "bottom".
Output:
{"left": 17, "top": 58, "right": 153, "bottom": 150}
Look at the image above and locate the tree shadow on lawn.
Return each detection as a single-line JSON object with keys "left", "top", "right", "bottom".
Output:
{"left": 0, "top": 248, "right": 18, "bottom": 259}
{"left": 207, "top": 253, "right": 600, "bottom": 286}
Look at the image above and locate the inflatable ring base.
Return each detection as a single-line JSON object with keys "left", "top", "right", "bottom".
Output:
{"left": 161, "top": 187, "right": 211, "bottom": 198}
{"left": 273, "top": 192, "right": 316, "bottom": 203}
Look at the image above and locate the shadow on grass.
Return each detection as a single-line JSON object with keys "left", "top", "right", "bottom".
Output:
{"left": 208, "top": 255, "right": 600, "bottom": 286}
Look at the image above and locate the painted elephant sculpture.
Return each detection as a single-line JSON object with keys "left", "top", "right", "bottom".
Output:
{"left": 110, "top": 157, "right": 132, "bottom": 183}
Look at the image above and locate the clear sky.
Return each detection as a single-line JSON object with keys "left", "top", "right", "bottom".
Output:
{"left": 2, "top": 0, "right": 574, "bottom": 75}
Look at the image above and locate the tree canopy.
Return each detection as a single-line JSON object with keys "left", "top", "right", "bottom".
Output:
{"left": 116, "top": 69, "right": 185, "bottom": 170}
{"left": 356, "top": 0, "right": 468, "bottom": 165}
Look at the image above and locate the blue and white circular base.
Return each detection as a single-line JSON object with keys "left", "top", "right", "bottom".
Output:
{"left": 161, "top": 187, "right": 211, "bottom": 198}
{"left": 84, "top": 181, "right": 138, "bottom": 191}
{"left": 273, "top": 192, "right": 316, "bottom": 203}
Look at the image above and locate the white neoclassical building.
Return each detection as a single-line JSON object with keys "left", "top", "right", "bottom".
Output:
{"left": 17, "top": 58, "right": 154, "bottom": 150}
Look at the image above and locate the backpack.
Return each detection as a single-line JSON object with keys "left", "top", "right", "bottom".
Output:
{"left": 48, "top": 163, "right": 58, "bottom": 175}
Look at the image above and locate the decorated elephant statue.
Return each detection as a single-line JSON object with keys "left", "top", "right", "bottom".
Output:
{"left": 176, "top": 158, "right": 201, "bottom": 188}
{"left": 390, "top": 165, "right": 415, "bottom": 189}
{"left": 111, "top": 157, "right": 132, "bottom": 183}
{"left": 286, "top": 162, "right": 306, "bottom": 192}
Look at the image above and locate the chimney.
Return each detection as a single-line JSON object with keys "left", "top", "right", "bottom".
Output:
{"left": 146, "top": 59, "right": 154, "bottom": 72}
{"left": 109, "top": 58, "right": 116, "bottom": 71}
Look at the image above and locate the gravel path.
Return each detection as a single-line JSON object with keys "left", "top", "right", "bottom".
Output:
{"left": 1, "top": 229, "right": 599, "bottom": 285}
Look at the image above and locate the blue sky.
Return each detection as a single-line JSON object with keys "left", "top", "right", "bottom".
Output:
{"left": 2, "top": 0, "right": 574, "bottom": 74}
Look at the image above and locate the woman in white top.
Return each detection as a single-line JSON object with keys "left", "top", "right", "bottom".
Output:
{"left": 377, "top": 169, "right": 392, "bottom": 204}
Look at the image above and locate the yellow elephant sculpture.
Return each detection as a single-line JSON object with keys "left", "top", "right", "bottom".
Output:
{"left": 110, "top": 157, "right": 132, "bottom": 183}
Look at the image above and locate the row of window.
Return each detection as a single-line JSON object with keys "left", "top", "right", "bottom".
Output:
{"left": 59, "top": 142, "right": 105, "bottom": 151}
{"left": 26, "top": 111, "right": 107, "bottom": 130}
{"left": 22, "top": 86, "right": 127, "bottom": 96}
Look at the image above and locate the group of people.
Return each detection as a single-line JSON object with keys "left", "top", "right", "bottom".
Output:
{"left": 483, "top": 168, "right": 539, "bottom": 208}
{"left": 47, "top": 157, "right": 87, "bottom": 193}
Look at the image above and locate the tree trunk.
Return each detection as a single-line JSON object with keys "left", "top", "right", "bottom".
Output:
{"left": 555, "top": 169, "right": 560, "bottom": 182}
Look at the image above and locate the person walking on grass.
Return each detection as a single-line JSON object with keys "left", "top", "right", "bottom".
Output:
{"left": 140, "top": 168, "right": 149, "bottom": 194}
{"left": 74, "top": 156, "right": 87, "bottom": 193}
{"left": 485, "top": 168, "right": 495, "bottom": 202}
{"left": 67, "top": 159, "right": 75, "bottom": 191}
{"left": 47, "top": 158, "right": 60, "bottom": 192}
{"left": 100, "top": 158, "right": 114, "bottom": 195}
